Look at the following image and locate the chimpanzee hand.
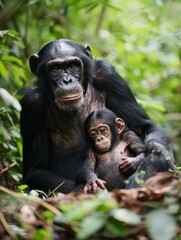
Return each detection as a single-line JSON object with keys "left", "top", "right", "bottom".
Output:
{"left": 83, "top": 179, "right": 106, "bottom": 194}
{"left": 147, "top": 141, "right": 177, "bottom": 171}
{"left": 119, "top": 157, "right": 140, "bottom": 175}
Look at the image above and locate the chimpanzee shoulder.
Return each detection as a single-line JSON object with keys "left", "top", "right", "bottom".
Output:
{"left": 93, "top": 58, "right": 152, "bottom": 129}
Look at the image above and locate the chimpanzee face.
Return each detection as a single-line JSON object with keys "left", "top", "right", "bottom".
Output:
{"left": 89, "top": 123, "right": 112, "bottom": 153}
{"left": 29, "top": 39, "right": 93, "bottom": 111}
{"left": 85, "top": 109, "right": 126, "bottom": 153}
{"left": 47, "top": 57, "right": 84, "bottom": 111}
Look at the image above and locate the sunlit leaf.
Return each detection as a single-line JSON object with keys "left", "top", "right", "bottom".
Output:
{"left": 137, "top": 98, "right": 166, "bottom": 112}
{"left": 146, "top": 210, "right": 177, "bottom": 240}
{"left": 111, "top": 208, "right": 141, "bottom": 225}
{"left": 2, "top": 55, "right": 24, "bottom": 67}
{"left": 0, "top": 124, "right": 11, "bottom": 141}
{"left": 0, "top": 88, "right": 22, "bottom": 111}
{"left": 0, "top": 61, "right": 8, "bottom": 77}
{"left": 0, "top": 30, "right": 9, "bottom": 37}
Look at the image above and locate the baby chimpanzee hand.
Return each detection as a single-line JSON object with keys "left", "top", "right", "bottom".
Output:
{"left": 119, "top": 157, "right": 140, "bottom": 175}
{"left": 84, "top": 179, "right": 106, "bottom": 193}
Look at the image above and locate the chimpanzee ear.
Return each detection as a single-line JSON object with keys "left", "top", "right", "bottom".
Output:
{"left": 115, "top": 118, "right": 125, "bottom": 134}
{"left": 29, "top": 54, "right": 39, "bottom": 75}
{"left": 84, "top": 44, "right": 93, "bottom": 60}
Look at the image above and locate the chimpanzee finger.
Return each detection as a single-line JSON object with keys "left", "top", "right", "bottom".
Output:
{"left": 88, "top": 184, "right": 93, "bottom": 193}
{"left": 92, "top": 182, "right": 98, "bottom": 193}
{"left": 84, "top": 184, "right": 94, "bottom": 193}
{"left": 119, "top": 161, "right": 131, "bottom": 170}
{"left": 83, "top": 185, "right": 89, "bottom": 193}
{"left": 96, "top": 180, "right": 106, "bottom": 190}
{"left": 122, "top": 165, "right": 135, "bottom": 174}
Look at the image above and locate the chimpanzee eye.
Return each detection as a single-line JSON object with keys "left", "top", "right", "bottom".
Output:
{"left": 68, "top": 62, "right": 80, "bottom": 71}
{"left": 90, "top": 131, "right": 97, "bottom": 139}
{"left": 69, "top": 63, "right": 76, "bottom": 68}
{"left": 52, "top": 65, "right": 62, "bottom": 71}
{"left": 100, "top": 128, "right": 106, "bottom": 134}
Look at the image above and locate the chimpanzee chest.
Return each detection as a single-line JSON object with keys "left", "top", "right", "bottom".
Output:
{"left": 50, "top": 127, "right": 85, "bottom": 151}
{"left": 49, "top": 143, "right": 88, "bottom": 180}
{"left": 94, "top": 141, "right": 131, "bottom": 190}
{"left": 46, "top": 104, "right": 87, "bottom": 151}
{"left": 95, "top": 161, "right": 125, "bottom": 190}
{"left": 46, "top": 106, "right": 90, "bottom": 178}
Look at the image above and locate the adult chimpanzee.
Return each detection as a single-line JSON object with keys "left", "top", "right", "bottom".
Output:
{"left": 76, "top": 108, "right": 146, "bottom": 193}
{"left": 20, "top": 39, "right": 176, "bottom": 194}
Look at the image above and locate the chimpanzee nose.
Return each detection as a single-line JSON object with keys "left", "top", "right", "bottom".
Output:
{"left": 97, "top": 134, "right": 103, "bottom": 141}
{"left": 63, "top": 75, "right": 73, "bottom": 84}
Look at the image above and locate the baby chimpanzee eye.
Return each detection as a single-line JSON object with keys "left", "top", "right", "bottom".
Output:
{"left": 100, "top": 128, "right": 106, "bottom": 134}
{"left": 90, "top": 131, "right": 97, "bottom": 139}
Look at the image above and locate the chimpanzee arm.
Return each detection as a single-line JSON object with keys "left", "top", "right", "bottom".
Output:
{"left": 20, "top": 87, "right": 81, "bottom": 193}
{"left": 119, "top": 130, "right": 146, "bottom": 174}
{"left": 123, "top": 128, "right": 176, "bottom": 171}
{"left": 76, "top": 151, "right": 106, "bottom": 193}
{"left": 94, "top": 59, "right": 176, "bottom": 174}
{"left": 94, "top": 59, "right": 171, "bottom": 151}
{"left": 122, "top": 130, "right": 146, "bottom": 155}
{"left": 76, "top": 151, "right": 98, "bottom": 184}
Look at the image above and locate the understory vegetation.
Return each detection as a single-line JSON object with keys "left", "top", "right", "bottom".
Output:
{"left": 0, "top": 0, "right": 181, "bottom": 239}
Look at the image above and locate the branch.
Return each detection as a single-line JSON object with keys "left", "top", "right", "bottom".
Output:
{"left": 0, "top": 162, "right": 17, "bottom": 175}
{"left": 95, "top": 1, "right": 107, "bottom": 35}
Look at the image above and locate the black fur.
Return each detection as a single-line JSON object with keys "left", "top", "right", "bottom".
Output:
{"left": 20, "top": 39, "right": 173, "bottom": 193}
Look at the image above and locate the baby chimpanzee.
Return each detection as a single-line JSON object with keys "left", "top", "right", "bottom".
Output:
{"left": 76, "top": 108, "right": 146, "bottom": 193}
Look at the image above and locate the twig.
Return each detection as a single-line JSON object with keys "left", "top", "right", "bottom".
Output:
{"left": 0, "top": 162, "right": 17, "bottom": 175}
{"left": 47, "top": 181, "right": 65, "bottom": 197}
{"left": 0, "top": 212, "right": 17, "bottom": 240}
{"left": 0, "top": 186, "right": 61, "bottom": 215}
{"left": 95, "top": 2, "right": 107, "bottom": 35}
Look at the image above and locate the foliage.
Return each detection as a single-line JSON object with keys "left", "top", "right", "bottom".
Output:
{"left": 0, "top": 30, "right": 24, "bottom": 185}
{"left": 0, "top": 106, "right": 22, "bottom": 183}
{"left": 0, "top": 29, "right": 26, "bottom": 90}
{"left": 0, "top": 0, "right": 181, "bottom": 239}
{"left": 0, "top": 0, "right": 180, "bottom": 170}
{"left": 0, "top": 173, "right": 181, "bottom": 239}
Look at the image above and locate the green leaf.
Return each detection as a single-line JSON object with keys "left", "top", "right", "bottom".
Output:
{"left": 176, "top": 167, "right": 181, "bottom": 171}
{"left": 0, "top": 124, "right": 11, "bottom": 141}
{"left": 2, "top": 55, "right": 24, "bottom": 67}
{"left": 106, "top": 217, "right": 127, "bottom": 237}
{"left": 0, "top": 88, "right": 22, "bottom": 111}
{"left": 77, "top": 212, "right": 107, "bottom": 239}
{"left": 0, "top": 60, "right": 8, "bottom": 77}
{"left": 18, "top": 184, "right": 28, "bottom": 193}
{"left": 111, "top": 208, "right": 141, "bottom": 226}
{"left": 0, "top": 30, "right": 9, "bottom": 37}
{"left": 99, "top": 0, "right": 122, "bottom": 12}
{"left": 137, "top": 98, "right": 166, "bottom": 112}
{"left": 146, "top": 210, "right": 177, "bottom": 240}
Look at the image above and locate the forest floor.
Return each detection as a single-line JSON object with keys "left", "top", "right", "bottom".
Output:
{"left": 0, "top": 172, "right": 181, "bottom": 240}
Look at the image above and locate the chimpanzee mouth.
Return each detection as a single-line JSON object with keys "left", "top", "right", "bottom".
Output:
{"left": 59, "top": 93, "right": 83, "bottom": 101}
{"left": 59, "top": 89, "right": 83, "bottom": 102}
{"left": 98, "top": 144, "right": 110, "bottom": 152}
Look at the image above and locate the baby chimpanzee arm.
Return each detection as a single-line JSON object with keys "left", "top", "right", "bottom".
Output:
{"left": 75, "top": 151, "right": 98, "bottom": 184}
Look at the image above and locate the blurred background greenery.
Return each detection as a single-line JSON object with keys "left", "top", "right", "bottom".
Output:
{"left": 0, "top": 0, "right": 180, "bottom": 185}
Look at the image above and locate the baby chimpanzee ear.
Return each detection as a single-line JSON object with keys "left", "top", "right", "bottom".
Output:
{"left": 115, "top": 118, "right": 125, "bottom": 134}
